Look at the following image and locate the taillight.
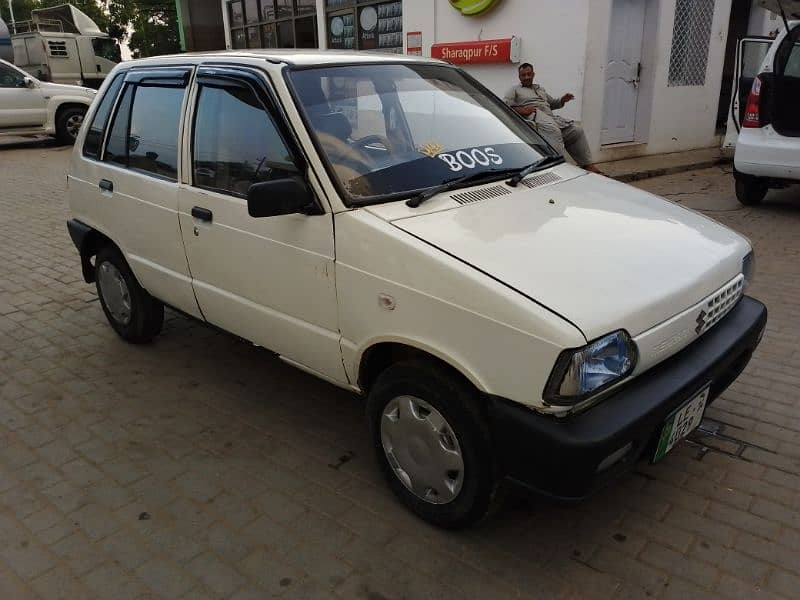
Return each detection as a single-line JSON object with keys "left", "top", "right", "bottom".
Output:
{"left": 742, "top": 76, "right": 762, "bottom": 128}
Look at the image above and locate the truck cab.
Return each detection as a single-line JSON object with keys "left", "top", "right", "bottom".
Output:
{"left": 8, "top": 4, "right": 119, "bottom": 88}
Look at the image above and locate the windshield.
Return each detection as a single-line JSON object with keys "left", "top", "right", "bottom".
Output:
{"left": 92, "top": 38, "right": 121, "bottom": 63}
{"left": 287, "top": 63, "right": 556, "bottom": 205}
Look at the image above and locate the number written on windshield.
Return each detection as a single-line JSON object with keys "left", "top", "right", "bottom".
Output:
{"left": 437, "top": 146, "right": 504, "bottom": 172}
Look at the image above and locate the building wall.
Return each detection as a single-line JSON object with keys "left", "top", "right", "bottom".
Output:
{"left": 179, "top": 0, "right": 226, "bottom": 52}
{"left": 403, "top": 0, "right": 590, "bottom": 122}
{"left": 213, "top": 0, "right": 742, "bottom": 160}
{"left": 583, "top": 0, "right": 734, "bottom": 162}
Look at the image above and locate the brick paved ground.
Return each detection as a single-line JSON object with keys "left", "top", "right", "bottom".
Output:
{"left": 1, "top": 138, "right": 799, "bottom": 599}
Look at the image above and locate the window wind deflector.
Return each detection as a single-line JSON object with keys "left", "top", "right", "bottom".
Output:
{"left": 124, "top": 68, "right": 192, "bottom": 87}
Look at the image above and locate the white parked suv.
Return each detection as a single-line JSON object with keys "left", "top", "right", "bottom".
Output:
{"left": 66, "top": 51, "right": 767, "bottom": 528}
{"left": 0, "top": 58, "right": 95, "bottom": 144}
{"left": 731, "top": 14, "right": 799, "bottom": 205}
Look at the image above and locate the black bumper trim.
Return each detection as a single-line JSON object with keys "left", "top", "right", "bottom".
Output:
{"left": 66, "top": 219, "right": 97, "bottom": 283}
{"left": 487, "top": 295, "right": 767, "bottom": 501}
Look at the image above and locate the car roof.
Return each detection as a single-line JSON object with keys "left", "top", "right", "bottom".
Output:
{"left": 123, "top": 49, "right": 445, "bottom": 69}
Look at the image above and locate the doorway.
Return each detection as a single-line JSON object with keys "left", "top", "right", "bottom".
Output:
{"left": 716, "top": 0, "right": 753, "bottom": 130}
{"left": 601, "top": 0, "right": 647, "bottom": 145}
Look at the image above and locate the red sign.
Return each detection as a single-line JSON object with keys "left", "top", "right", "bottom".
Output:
{"left": 431, "top": 37, "right": 520, "bottom": 65}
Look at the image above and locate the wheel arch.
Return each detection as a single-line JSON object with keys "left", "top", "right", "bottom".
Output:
{"left": 356, "top": 338, "right": 489, "bottom": 398}
{"left": 67, "top": 219, "right": 119, "bottom": 283}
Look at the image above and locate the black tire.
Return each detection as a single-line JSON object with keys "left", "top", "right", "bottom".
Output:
{"left": 55, "top": 106, "right": 87, "bottom": 145}
{"left": 94, "top": 245, "right": 164, "bottom": 343}
{"left": 735, "top": 173, "right": 768, "bottom": 206}
{"left": 366, "top": 360, "right": 497, "bottom": 529}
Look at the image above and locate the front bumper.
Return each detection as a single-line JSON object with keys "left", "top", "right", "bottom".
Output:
{"left": 487, "top": 295, "right": 767, "bottom": 501}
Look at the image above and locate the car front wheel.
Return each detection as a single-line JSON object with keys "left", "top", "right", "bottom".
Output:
{"left": 735, "top": 173, "right": 768, "bottom": 206}
{"left": 367, "top": 360, "right": 497, "bottom": 528}
{"left": 56, "top": 107, "right": 87, "bottom": 144}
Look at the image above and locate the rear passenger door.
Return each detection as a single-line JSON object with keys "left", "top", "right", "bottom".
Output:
{"left": 0, "top": 62, "right": 47, "bottom": 128}
{"left": 85, "top": 68, "right": 201, "bottom": 318}
{"left": 177, "top": 67, "right": 345, "bottom": 382}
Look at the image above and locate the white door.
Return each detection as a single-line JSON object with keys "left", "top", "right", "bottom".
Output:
{"left": 0, "top": 62, "right": 47, "bottom": 128}
{"left": 601, "top": 0, "right": 646, "bottom": 145}
{"left": 178, "top": 67, "right": 346, "bottom": 383}
{"left": 722, "top": 37, "right": 773, "bottom": 149}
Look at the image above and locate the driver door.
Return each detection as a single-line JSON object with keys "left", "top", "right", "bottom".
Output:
{"left": 0, "top": 63, "right": 47, "bottom": 128}
{"left": 178, "top": 67, "right": 346, "bottom": 382}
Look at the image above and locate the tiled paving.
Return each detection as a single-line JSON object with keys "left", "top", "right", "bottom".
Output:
{"left": 1, "top": 139, "right": 799, "bottom": 598}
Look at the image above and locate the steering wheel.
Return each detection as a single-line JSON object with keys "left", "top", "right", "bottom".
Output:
{"left": 351, "top": 135, "right": 392, "bottom": 152}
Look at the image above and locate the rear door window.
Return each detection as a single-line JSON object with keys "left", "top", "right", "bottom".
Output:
{"left": 103, "top": 82, "right": 186, "bottom": 180}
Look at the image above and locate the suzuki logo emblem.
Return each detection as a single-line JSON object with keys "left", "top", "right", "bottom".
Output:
{"left": 695, "top": 310, "right": 707, "bottom": 334}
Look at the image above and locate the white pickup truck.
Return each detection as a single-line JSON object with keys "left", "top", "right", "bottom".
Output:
{"left": 0, "top": 58, "right": 95, "bottom": 143}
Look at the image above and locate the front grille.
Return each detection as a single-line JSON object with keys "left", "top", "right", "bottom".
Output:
{"left": 450, "top": 185, "right": 510, "bottom": 205}
{"left": 697, "top": 276, "right": 744, "bottom": 335}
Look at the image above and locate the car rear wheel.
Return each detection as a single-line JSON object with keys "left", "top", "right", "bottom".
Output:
{"left": 735, "top": 173, "right": 768, "bottom": 206}
{"left": 95, "top": 246, "right": 164, "bottom": 343}
{"left": 366, "top": 360, "right": 497, "bottom": 528}
{"left": 56, "top": 107, "right": 86, "bottom": 144}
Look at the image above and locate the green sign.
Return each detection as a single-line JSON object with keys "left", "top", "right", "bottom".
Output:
{"left": 449, "top": 0, "right": 503, "bottom": 16}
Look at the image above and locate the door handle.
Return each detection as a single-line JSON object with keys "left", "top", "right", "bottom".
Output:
{"left": 99, "top": 179, "right": 113, "bottom": 192}
{"left": 191, "top": 206, "right": 213, "bottom": 223}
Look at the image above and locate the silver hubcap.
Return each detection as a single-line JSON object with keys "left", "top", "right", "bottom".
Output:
{"left": 97, "top": 261, "right": 132, "bottom": 325}
{"left": 380, "top": 396, "right": 464, "bottom": 504}
{"left": 66, "top": 114, "right": 83, "bottom": 139}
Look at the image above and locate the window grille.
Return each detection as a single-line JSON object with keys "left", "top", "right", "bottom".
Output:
{"left": 668, "top": 0, "right": 715, "bottom": 86}
{"left": 47, "top": 41, "right": 69, "bottom": 57}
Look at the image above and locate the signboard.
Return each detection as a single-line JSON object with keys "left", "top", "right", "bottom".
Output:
{"left": 407, "top": 31, "right": 422, "bottom": 56}
{"left": 448, "top": 0, "right": 504, "bottom": 16}
{"left": 431, "top": 37, "right": 520, "bottom": 65}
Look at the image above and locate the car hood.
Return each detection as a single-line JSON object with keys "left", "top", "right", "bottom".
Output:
{"left": 39, "top": 81, "right": 95, "bottom": 97}
{"left": 369, "top": 172, "right": 749, "bottom": 340}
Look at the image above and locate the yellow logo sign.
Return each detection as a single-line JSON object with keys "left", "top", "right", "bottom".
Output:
{"left": 419, "top": 143, "right": 445, "bottom": 158}
{"left": 449, "top": 0, "right": 503, "bottom": 16}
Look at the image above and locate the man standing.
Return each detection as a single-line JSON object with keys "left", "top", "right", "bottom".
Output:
{"left": 504, "top": 63, "right": 601, "bottom": 173}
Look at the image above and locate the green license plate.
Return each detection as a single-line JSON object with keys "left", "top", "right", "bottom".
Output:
{"left": 653, "top": 385, "right": 710, "bottom": 462}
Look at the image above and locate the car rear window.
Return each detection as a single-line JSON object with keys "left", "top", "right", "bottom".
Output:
{"left": 83, "top": 73, "right": 123, "bottom": 160}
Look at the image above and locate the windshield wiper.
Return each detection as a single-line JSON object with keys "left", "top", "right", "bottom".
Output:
{"left": 405, "top": 169, "right": 519, "bottom": 208}
{"left": 506, "top": 155, "right": 564, "bottom": 187}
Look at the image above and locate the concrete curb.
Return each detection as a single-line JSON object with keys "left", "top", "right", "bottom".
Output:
{"left": 609, "top": 156, "right": 732, "bottom": 183}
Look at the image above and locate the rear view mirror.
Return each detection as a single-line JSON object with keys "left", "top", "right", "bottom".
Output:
{"left": 21, "top": 76, "right": 36, "bottom": 89}
{"left": 247, "top": 177, "right": 322, "bottom": 218}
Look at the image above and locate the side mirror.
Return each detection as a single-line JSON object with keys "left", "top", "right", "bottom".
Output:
{"left": 23, "top": 76, "right": 36, "bottom": 88}
{"left": 247, "top": 177, "right": 322, "bottom": 218}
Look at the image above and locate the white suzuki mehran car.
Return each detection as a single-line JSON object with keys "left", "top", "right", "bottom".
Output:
{"left": 727, "top": 2, "right": 799, "bottom": 204}
{"left": 66, "top": 51, "right": 767, "bottom": 528}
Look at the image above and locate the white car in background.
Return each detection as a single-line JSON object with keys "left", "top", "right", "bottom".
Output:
{"left": 0, "top": 58, "right": 95, "bottom": 144}
{"left": 728, "top": 2, "right": 800, "bottom": 205}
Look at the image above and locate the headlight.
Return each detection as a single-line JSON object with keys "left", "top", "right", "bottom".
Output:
{"left": 544, "top": 330, "right": 637, "bottom": 405}
{"left": 742, "top": 250, "right": 755, "bottom": 289}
